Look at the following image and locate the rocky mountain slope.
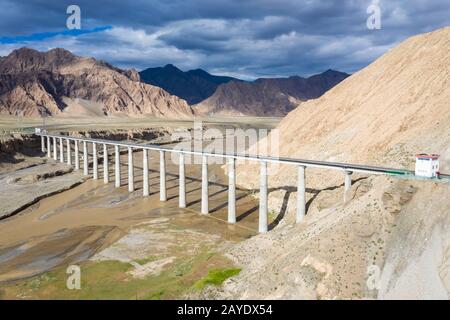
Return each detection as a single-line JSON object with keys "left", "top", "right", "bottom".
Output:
{"left": 213, "top": 27, "right": 450, "bottom": 299}
{"left": 194, "top": 70, "right": 349, "bottom": 116}
{"left": 139, "top": 64, "right": 238, "bottom": 105}
{"left": 0, "top": 48, "right": 193, "bottom": 118}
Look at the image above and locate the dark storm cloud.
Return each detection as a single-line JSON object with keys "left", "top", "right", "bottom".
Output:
{"left": 0, "top": 0, "right": 448, "bottom": 78}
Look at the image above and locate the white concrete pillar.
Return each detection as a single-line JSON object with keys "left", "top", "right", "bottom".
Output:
{"left": 201, "top": 155, "right": 209, "bottom": 214}
{"left": 344, "top": 170, "right": 352, "bottom": 202}
{"left": 143, "top": 149, "right": 149, "bottom": 196}
{"left": 92, "top": 142, "right": 98, "bottom": 180}
{"left": 41, "top": 136, "right": 45, "bottom": 152}
{"left": 59, "top": 138, "right": 64, "bottom": 163}
{"left": 66, "top": 139, "right": 71, "bottom": 165}
{"left": 160, "top": 151, "right": 167, "bottom": 201}
{"left": 53, "top": 137, "right": 57, "bottom": 160}
{"left": 228, "top": 157, "right": 236, "bottom": 223}
{"left": 259, "top": 161, "right": 268, "bottom": 233}
{"left": 103, "top": 144, "right": 109, "bottom": 184}
{"left": 115, "top": 145, "right": 121, "bottom": 188}
{"left": 128, "top": 147, "right": 134, "bottom": 192}
{"left": 296, "top": 165, "right": 306, "bottom": 223}
{"left": 47, "top": 136, "right": 51, "bottom": 158}
{"left": 179, "top": 153, "right": 186, "bottom": 208}
{"left": 83, "top": 141, "right": 88, "bottom": 176}
{"left": 74, "top": 140, "right": 79, "bottom": 170}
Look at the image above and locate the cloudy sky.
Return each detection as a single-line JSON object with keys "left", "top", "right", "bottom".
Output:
{"left": 0, "top": 0, "right": 448, "bottom": 79}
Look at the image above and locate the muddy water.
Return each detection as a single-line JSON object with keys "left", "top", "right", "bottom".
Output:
{"left": 0, "top": 148, "right": 260, "bottom": 283}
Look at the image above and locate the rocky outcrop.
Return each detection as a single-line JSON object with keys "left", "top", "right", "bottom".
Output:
{"left": 0, "top": 48, "right": 194, "bottom": 118}
{"left": 194, "top": 70, "right": 349, "bottom": 116}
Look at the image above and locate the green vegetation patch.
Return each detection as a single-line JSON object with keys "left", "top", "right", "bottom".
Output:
{"left": 1, "top": 250, "right": 239, "bottom": 300}
{"left": 194, "top": 268, "right": 241, "bottom": 290}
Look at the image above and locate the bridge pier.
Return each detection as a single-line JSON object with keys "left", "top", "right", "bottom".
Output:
{"left": 115, "top": 145, "right": 120, "bottom": 187}
{"left": 259, "top": 161, "right": 268, "bottom": 233}
{"left": 201, "top": 155, "right": 209, "bottom": 214}
{"left": 83, "top": 141, "right": 88, "bottom": 176}
{"left": 103, "top": 144, "right": 109, "bottom": 184}
{"left": 53, "top": 137, "right": 57, "bottom": 160}
{"left": 179, "top": 153, "right": 186, "bottom": 208}
{"left": 228, "top": 158, "right": 236, "bottom": 223}
{"left": 296, "top": 165, "right": 306, "bottom": 223}
{"left": 47, "top": 136, "right": 51, "bottom": 158}
{"left": 143, "top": 149, "right": 149, "bottom": 196}
{"left": 66, "top": 139, "right": 71, "bottom": 165}
{"left": 59, "top": 138, "right": 64, "bottom": 163}
{"left": 41, "top": 136, "right": 45, "bottom": 153}
{"left": 92, "top": 143, "right": 98, "bottom": 180}
{"left": 74, "top": 140, "right": 79, "bottom": 170}
{"left": 160, "top": 151, "right": 167, "bottom": 201}
{"left": 128, "top": 147, "right": 134, "bottom": 192}
{"left": 344, "top": 170, "right": 352, "bottom": 202}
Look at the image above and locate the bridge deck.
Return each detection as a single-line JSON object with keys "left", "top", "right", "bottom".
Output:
{"left": 38, "top": 133, "right": 449, "bottom": 182}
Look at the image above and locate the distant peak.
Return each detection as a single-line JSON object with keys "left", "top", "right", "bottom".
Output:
{"left": 163, "top": 63, "right": 180, "bottom": 70}
{"left": 322, "top": 69, "right": 348, "bottom": 76}
{"left": 9, "top": 47, "right": 76, "bottom": 60}
{"left": 47, "top": 47, "right": 74, "bottom": 55}
{"left": 10, "top": 47, "right": 40, "bottom": 56}
{"left": 188, "top": 68, "right": 208, "bottom": 74}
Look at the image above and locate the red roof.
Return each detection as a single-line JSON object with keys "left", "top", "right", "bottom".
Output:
{"left": 416, "top": 153, "right": 439, "bottom": 159}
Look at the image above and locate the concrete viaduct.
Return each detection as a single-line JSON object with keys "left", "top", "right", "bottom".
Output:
{"left": 38, "top": 132, "right": 449, "bottom": 233}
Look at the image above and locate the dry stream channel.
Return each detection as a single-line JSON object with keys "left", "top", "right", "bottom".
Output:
{"left": 0, "top": 135, "right": 267, "bottom": 299}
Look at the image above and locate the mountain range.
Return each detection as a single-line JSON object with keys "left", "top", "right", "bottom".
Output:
{"left": 0, "top": 47, "right": 349, "bottom": 118}
{"left": 139, "top": 64, "right": 238, "bottom": 105}
{"left": 0, "top": 48, "right": 193, "bottom": 118}
{"left": 194, "top": 70, "right": 349, "bottom": 116}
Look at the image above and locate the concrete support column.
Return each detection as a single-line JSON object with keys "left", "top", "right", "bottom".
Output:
{"left": 115, "top": 145, "right": 121, "bottom": 188}
{"left": 83, "top": 141, "right": 88, "bottom": 176}
{"left": 41, "top": 136, "right": 45, "bottom": 152}
{"left": 179, "top": 153, "right": 186, "bottom": 208}
{"left": 296, "top": 165, "right": 306, "bottom": 223}
{"left": 59, "top": 138, "right": 64, "bottom": 163}
{"left": 128, "top": 147, "right": 134, "bottom": 192}
{"left": 47, "top": 136, "right": 51, "bottom": 158}
{"left": 92, "top": 143, "right": 98, "bottom": 180}
{"left": 344, "top": 170, "right": 352, "bottom": 202}
{"left": 160, "top": 151, "right": 167, "bottom": 201}
{"left": 201, "top": 155, "right": 209, "bottom": 214}
{"left": 53, "top": 137, "right": 57, "bottom": 160}
{"left": 143, "top": 149, "right": 149, "bottom": 196}
{"left": 259, "top": 161, "right": 268, "bottom": 233}
{"left": 74, "top": 140, "right": 79, "bottom": 170}
{"left": 66, "top": 139, "right": 71, "bottom": 165}
{"left": 103, "top": 144, "right": 109, "bottom": 184}
{"left": 228, "top": 157, "right": 236, "bottom": 223}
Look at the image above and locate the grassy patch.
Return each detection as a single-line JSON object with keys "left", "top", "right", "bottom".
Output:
{"left": 194, "top": 268, "right": 241, "bottom": 290}
{"left": 134, "top": 255, "right": 159, "bottom": 266}
{"left": 1, "top": 251, "right": 237, "bottom": 300}
{"left": 268, "top": 210, "right": 277, "bottom": 221}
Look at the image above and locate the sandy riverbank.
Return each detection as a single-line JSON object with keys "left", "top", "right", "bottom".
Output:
{"left": 0, "top": 127, "right": 276, "bottom": 298}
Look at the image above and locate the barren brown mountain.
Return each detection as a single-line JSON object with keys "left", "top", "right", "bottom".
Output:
{"left": 214, "top": 27, "right": 450, "bottom": 299}
{"left": 0, "top": 48, "right": 193, "bottom": 118}
{"left": 194, "top": 70, "right": 349, "bottom": 116}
